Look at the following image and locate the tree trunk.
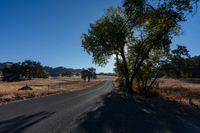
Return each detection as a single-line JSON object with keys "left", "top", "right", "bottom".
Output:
{"left": 125, "top": 79, "right": 133, "bottom": 94}
{"left": 128, "top": 81, "right": 133, "bottom": 94}
{"left": 120, "top": 48, "right": 133, "bottom": 94}
{"left": 88, "top": 76, "right": 91, "bottom": 82}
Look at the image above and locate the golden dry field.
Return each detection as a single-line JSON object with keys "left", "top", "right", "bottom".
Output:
{"left": 0, "top": 76, "right": 115, "bottom": 104}
{"left": 157, "top": 78, "right": 200, "bottom": 106}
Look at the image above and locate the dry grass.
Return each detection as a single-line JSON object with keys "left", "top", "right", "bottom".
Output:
{"left": 0, "top": 76, "right": 115, "bottom": 104}
{"left": 96, "top": 75, "right": 116, "bottom": 81}
{"left": 157, "top": 78, "right": 200, "bottom": 107}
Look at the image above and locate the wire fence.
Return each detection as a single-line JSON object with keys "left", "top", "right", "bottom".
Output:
{"left": 47, "top": 81, "right": 80, "bottom": 90}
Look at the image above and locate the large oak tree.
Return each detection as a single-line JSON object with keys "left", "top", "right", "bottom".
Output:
{"left": 81, "top": 0, "right": 199, "bottom": 94}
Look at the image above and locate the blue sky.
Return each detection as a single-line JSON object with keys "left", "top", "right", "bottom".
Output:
{"left": 0, "top": 0, "right": 199, "bottom": 73}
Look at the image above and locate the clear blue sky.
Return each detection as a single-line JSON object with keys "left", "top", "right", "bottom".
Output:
{"left": 0, "top": 0, "right": 199, "bottom": 73}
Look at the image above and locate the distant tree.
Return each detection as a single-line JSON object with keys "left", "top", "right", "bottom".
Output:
{"left": 75, "top": 73, "right": 80, "bottom": 76}
{"left": 62, "top": 71, "right": 74, "bottom": 77}
{"left": 81, "top": 69, "right": 88, "bottom": 81}
{"left": 81, "top": 68, "right": 97, "bottom": 82}
{"left": 171, "top": 45, "right": 191, "bottom": 78}
{"left": 2, "top": 63, "right": 22, "bottom": 81}
{"left": 190, "top": 56, "right": 200, "bottom": 78}
{"left": 2, "top": 60, "right": 49, "bottom": 82}
{"left": 0, "top": 71, "right": 2, "bottom": 80}
{"left": 21, "top": 60, "right": 34, "bottom": 80}
{"left": 21, "top": 60, "right": 49, "bottom": 80}
{"left": 160, "top": 45, "right": 200, "bottom": 78}
{"left": 88, "top": 67, "right": 97, "bottom": 81}
{"left": 33, "top": 62, "right": 49, "bottom": 78}
{"left": 44, "top": 66, "right": 54, "bottom": 76}
{"left": 97, "top": 72, "right": 115, "bottom": 76}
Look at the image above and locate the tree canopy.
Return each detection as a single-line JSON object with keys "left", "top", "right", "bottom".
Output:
{"left": 81, "top": 68, "right": 97, "bottom": 82}
{"left": 161, "top": 45, "right": 200, "bottom": 78}
{"left": 82, "top": 0, "right": 199, "bottom": 94}
{"left": 2, "top": 60, "right": 49, "bottom": 82}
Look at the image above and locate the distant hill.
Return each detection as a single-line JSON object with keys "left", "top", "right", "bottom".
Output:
{"left": 44, "top": 66, "right": 82, "bottom": 77}
{"left": 97, "top": 72, "right": 116, "bottom": 76}
{"left": 0, "top": 62, "right": 115, "bottom": 77}
{"left": 0, "top": 62, "right": 82, "bottom": 77}
{"left": 0, "top": 62, "right": 13, "bottom": 70}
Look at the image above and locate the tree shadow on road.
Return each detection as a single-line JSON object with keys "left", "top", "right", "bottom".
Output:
{"left": 76, "top": 92, "right": 200, "bottom": 133}
{"left": 0, "top": 111, "right": 54, "bottom": 133}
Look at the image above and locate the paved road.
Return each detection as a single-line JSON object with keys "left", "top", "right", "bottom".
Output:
{"left": 0, "top": 80, "right": 113, "bottom": 133}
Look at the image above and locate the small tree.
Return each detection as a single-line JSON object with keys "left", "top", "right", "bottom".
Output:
{"left": 81, "top": 69, "right": 88, "bottom": 81}
{"left": 2, "top": 63, "right": 21, "bottom": 81}
{"left": 190, "top": 56, "right": 200, "bottom": 78}
{"left": 21, "top": 60, "right": 49, "bottom": 80}
{"left": 81, "top": 68, "right": 97, "bottom": 82}
{"left": 21, "top": 60, "right": 34, "bottom": 80}
{"left": 88, "top": 67, "right": 97, "bottom": 80}
{"left": 2, "top": 60, "right": 49, "bottom": 82}
{"left": 171, "top": 45, "right": 191, "bottom": 78}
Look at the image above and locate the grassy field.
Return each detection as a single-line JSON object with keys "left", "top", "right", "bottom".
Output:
{"left": 1, "top": 76, "right": 198, "bottom": 107}
{"left": 157, "top": 78, "right": 200, "bottom": 107}
{"left": 0, "top": 76, "right": 115, "bottom": 104}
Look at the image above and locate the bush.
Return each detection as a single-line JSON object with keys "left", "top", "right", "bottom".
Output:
{"left": 19, "top": 85, "right": 33, "bottom": 91}
{"left": 115, "top": 77, "right": 125, "bottom": 91}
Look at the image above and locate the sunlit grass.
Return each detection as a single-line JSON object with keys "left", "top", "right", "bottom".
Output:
{"left": 157, "top": 78, "right": 200, "bottom": 106}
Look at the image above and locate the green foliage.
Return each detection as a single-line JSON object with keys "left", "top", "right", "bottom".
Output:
{"left": 2, "top": 63, "right": 21, "bottom": 81}
{"left": 81, "top": 69, "right": 88, "bottom": 81}
{"left": 82, "top": 7, "right": 133, "bottom": 92}
{"left": 161, "top": 45, "right": 200, "bottom": 78}
{"left": 21, "top": 60, "right": 49, "bottom": 80}
{"left": 190, "top": 56, "right": 200, "bottom": 78}
{"left": 171, "top": 45, "right": 191, "bottom": 78}
{"left": 81, "top": 7, "right": 132, "bottom": 65}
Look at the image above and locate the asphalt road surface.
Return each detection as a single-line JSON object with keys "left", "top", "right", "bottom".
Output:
{"left": 0, "top": 80, "right": 113, "bottom": 133}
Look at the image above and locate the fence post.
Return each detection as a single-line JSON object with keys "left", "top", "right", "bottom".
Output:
{"left": 48, "top": 85, "right": 50, "bottom": 94}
